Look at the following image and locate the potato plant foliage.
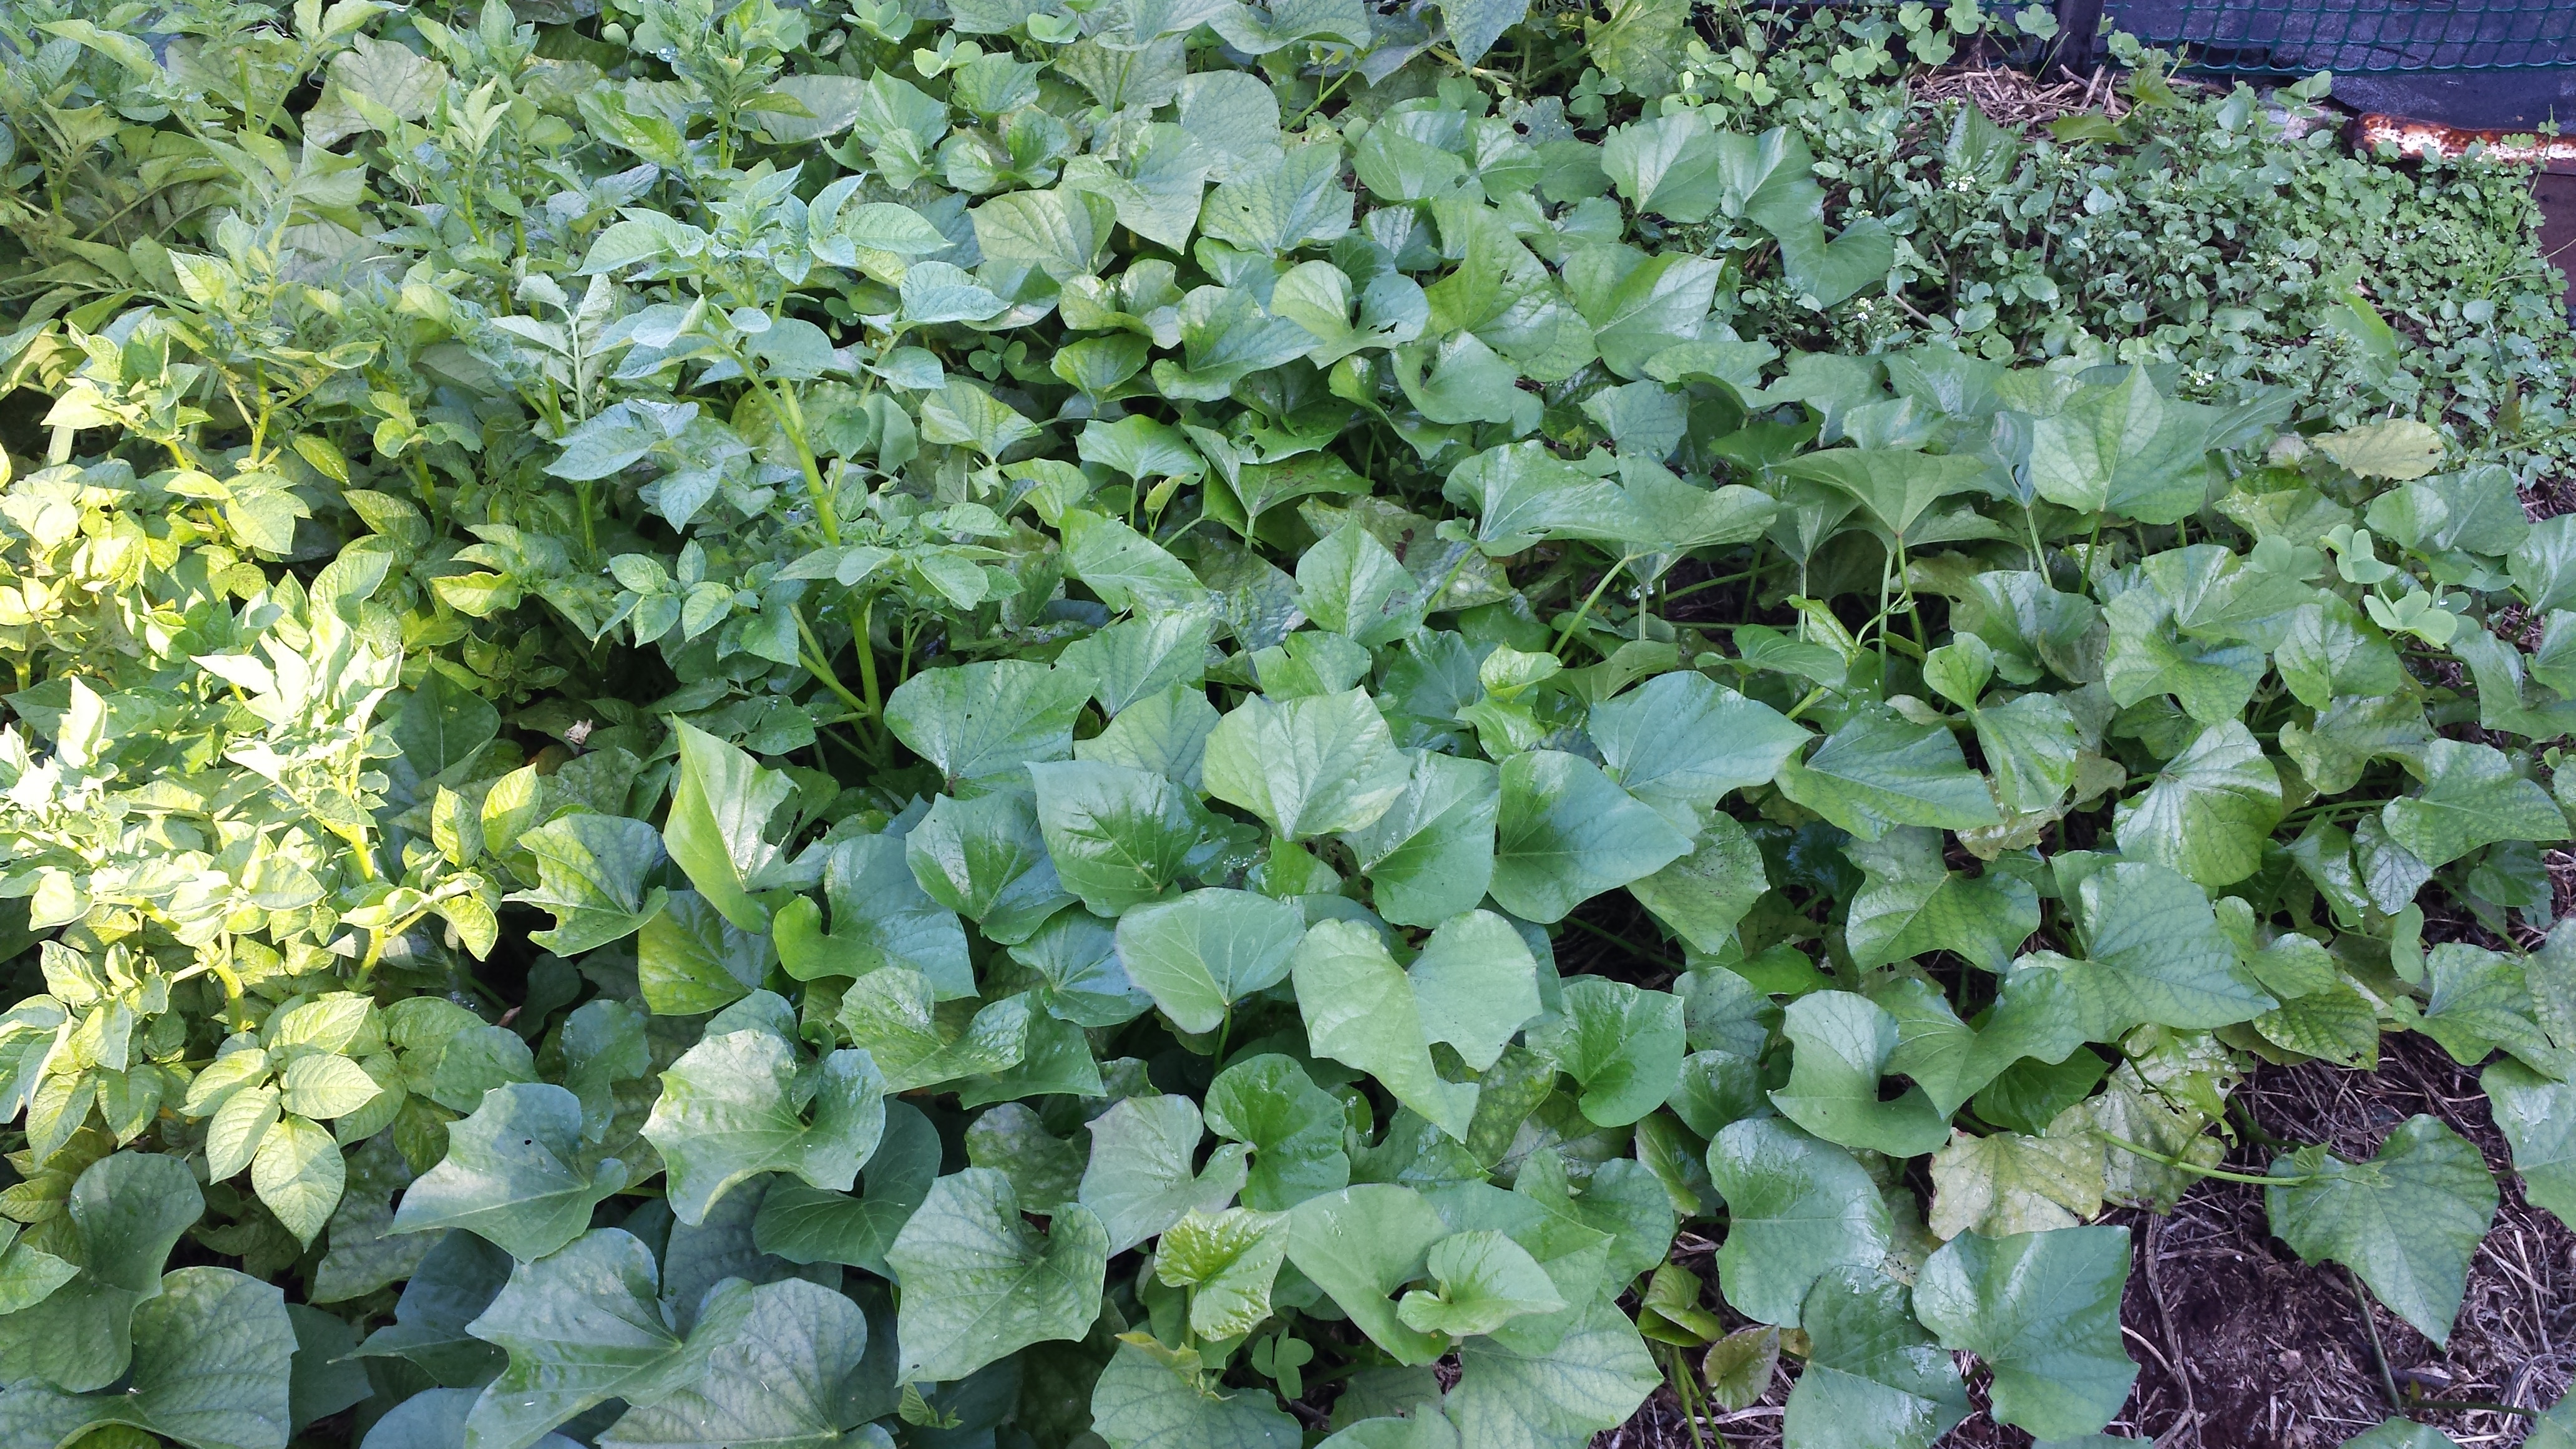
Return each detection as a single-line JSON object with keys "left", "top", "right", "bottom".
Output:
{"left": 0, "top": 1, "right": 2571, "bottom": 1447}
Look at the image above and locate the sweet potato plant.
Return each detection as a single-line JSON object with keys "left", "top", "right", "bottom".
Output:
{"left": 0, "top": 1, "right": 2572, "bottom": 1448}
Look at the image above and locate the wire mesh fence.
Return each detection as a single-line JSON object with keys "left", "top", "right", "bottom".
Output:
{"left": 2102, "top": 0, "right": 2576, "bottom": 74}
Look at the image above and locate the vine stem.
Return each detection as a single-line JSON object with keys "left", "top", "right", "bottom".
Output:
{"left": 2097, "top": 1133, "right": 2319, "bottom": 1186}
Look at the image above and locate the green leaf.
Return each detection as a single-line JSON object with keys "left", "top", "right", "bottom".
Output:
{"left": 638, "top": 890, "right": 771, "bottom": 1015}
{"left": 0, "top": 1153, "right": 204, "bottom": 1392}
{"left": 1028, "top": 760, "right": 1203, "bottom": 914}
{"left": 2316, "top": 419, "right": 2444, "bottom": 481}
{"left": 1206, "top": 1055, "right": 1352, "bottom": 1211}
{"left": 1394, "top": 1229, "right": 1564, "bottom": 1337}
{"left": 0, "top": 1267, "right": 293, "bottom": 1449}
{"left": 1088, "top": 1341, "right": 1302, "bottom": 1449}
{"left": 2482, "top": 1060, "right": 2576, "bottom": 1226}
{"left": 1927, "top": 1127, "right": 2105, "bottom": 1238}
{"left": 1531, "top": 977, "right": 1685, "bottom": 1128}
{"left": 2380, "top": 738, "right": 2569, "bottom": 869}
{"left": 1769, "top": 991, "right": 1952, "bottom": 1157}
{"left": 1773, "top": 705, "right": 1999, "bottom": 841}
{"left": 1705, "top": 1118, "right": 1891, "bottom": 1325}
{"left": 0, "top": 1222, "right": 76, "bottom": 1317}
{"left": 1010, "top": 909, "right": 1156, "bottom": 1026}
{"left": 1779, "top": 449, "right": 1992, "bottom": 540}
{"left": 1778, "top": 1269, "right": 1968, "bottom": 1449}
{"left": 1203, "top": 686, "right": 1412, "bottom": 841}
{"left": 1441, "top": 442, "right": 1648, "bottom": 557}
{"left": 1079, "top": 1095, "right": 1251, "bottom": 1253}
{"left": 1113, "top": 888, "right": 1307, "bottom": 1035}
{"left": 595, "top": 1277, "right": 867, "bottom": 1449}
{"left": 1588, "top": 672, "right": 1807, "bottom": 826}
{"left": 1627, "top": 812, "right": 1770, "bottom": 952}
{"left": 662, "top": 722, "right": 796, "bottom": 932}
{"left": 349, "top": 1232, "right": 509, "bottom": 1388}
{"left": 1444, "top": 1297, "right": 1662, "bottom": 1449}
{"left": 836, "top": 970, "right": 1030, "bottom": 1091}
{"left": 1156, "top": 1208, "right": 1290, "bottom": 1339}
{"left": 511, "top": 814, "right": 671, "bottom": 955}
{"left": 2265, "top": 1115, "right": 2497, "bottom": 1346}
{"left": 1407, "top": 910, "right": 1544, "bottom": 1073}
{"left": 754, "top": 1101, "right": 941, "bottom": 1277}
{"left": 1914, "top": 1227, "right": 2137, "bottom": 1440}
{"left": 1293, "top": 919, "right": 1480, "bottom": 1141}
{"left": 1284, "top": 1185, "right": 1452, "bottom": 1365}
{"left": 1341, "top": 751, "right": 1500, "bottom": 929}
{"left": 886, "top": 1168, "right": 1111, "bottom": 1383}
{"left": 1490, "top": 749, "right": 1692, "bottom": 924}
{"left": 781, "top": 834, "right": 973, "bottom": 996}
{"left": 2060, "top": 861, "right": 2273, "bottom": 1031}
{"left": 640, "top": 995, "right": 889, "bottom": 1224}
{"left": 391, "top": 1083, "right": 628, "bottom": 1261}
{"left": 886, "top": 661, "right": 1093, "bottom": 785}
{"left": 1843, "top": 827, "right": 2039, "bottom": 972}
{"left": 2110, "top": 721, "right": 2283, "bottom": 889}
{"left": 2027, "top": 367, "right": 2215, "bottom": 525}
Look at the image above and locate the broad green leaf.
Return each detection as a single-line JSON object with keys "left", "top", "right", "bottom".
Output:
{"left": 1284, "top": 1185, "right": 1452, "bottom": 1365}
{"left": 1156, "top": 1207, "right": 1289, "bottom": 1339}
{"left": 2380, "top": 738, "right": 2569, "bottom": 869}
{"left": 1028, "top": 759, "right": 1203, "bottom": 914}
{"left": 2027, "top": 367, "right": 2214, "bottom": 525}
{"left": 1408, "top": 909, "right": 1543, "bottom": 1072}
{"left": 965, "top": 1101, "right": 1088, "bottom": 1211}
{"left": 1705, "top": 1118, "right": 1891, "bottom": 1325}
{"left": 1773, "top": 706, "right": 1999, "bottom": 841}
{"left": 1843, "top": 827, "right": 2039, "bottom": 972}
{"left": 1628, "top": 811, "right": 1770, "bottom": 952}
{"left": 1078, "top": 683, "right": 1222, "bottom": 789}
{"left": 638, "top": 889, "right": 771, "bottom": 1015}
{"left": 662, "top": 723, "right": 796, "bottom": 933}
{"left": 2265, "top": 1115, "right": 2497, "bottom": 1346}
{"left": 1445, "top": 1298, "right": 1661, "bottom": 1449}
{"left": 1206, "top": 1055, "right": 1351, "bottom": 1210}
{"left": 1088, "top": 1341, "right": 1302, "bottom": 1449}
{"left": 1011, "top": 909, "right": 1157, "bottom": 1026}
{"left": 1114, "top": 888, "right": 1307, "bottom": 1035}
{"left": 0, "top": 1267, "right": 293, "bottom": 1449}
{"left": 754, "top": 1101, "right": 942, "bottom": 1277}
{"left": 886, "top": 1168, "right": 1111, "bottom": 1382}
{"left": 1780, "top": 448, "right": 1991, "bottom": 539}
{"left": 1490, "top": 749, "right": 1692, "bottom": 923}
{"left": 457, "top": 1229, "right": 679, "bottom": 1449}
{"left": 0, "top": 1222, "right": 76, "bottom": 1317}
{"left": 1341, "top": 751, "right": 1500, "bottom": 928}
{"left": 349, "top": 1232, "right": 510, "bottom": 1388}
{"left": 886, "top": 661, "right": 1092, "bottom": 785}
{"left": 1769, "top": 991, "right": 1951, "bottom": 1157}
{"left": 356, "top": 1388, "right": 578, "bottom": 1449}
{"left": 2316, "top": 418, "right": 2444, "bottom": 480}
{"left": 0, "top": 1152, "right": 204, "bottom": 1392}
{"left": 512, "top": 814, "right": 671, "bottom": 955}
{"left": 1394, "top": 1229, "right": 1565, "bottom": 1337}
{"left": 834, "top": 970, "right": 1031, "bottom": 1091}
{"left": 1926, "top": 1128, "right": 2105, "bottom": 1239}
{"left": 1531, "top": 977, "right": 1685, "bottom": 1128}
{"left": 1079, "top": 1094, "right": 1251, "bottom": 1253}
{"left": 640, "top": 995, "right": 888, "bottom": 1224}
{"left": 1058, "top": 610, "right": 1217, "bottom": 716}
{"left": 1778, "top": 1269, "right": 1968, "bottom": 1449}
{"left": 1914, "top": 1227, "right": 2137, "bottom": 1440}
{"left": 2483, "top": 1060, "right": 2576, "bottom": 1225}
{"left": 1293, "top": 919, "right": 1480, "bottom": 1140}
{"left": 1202, "top": 686, "right": 1412, "bottom": 841}
{"left": 1875, "top": 973, "right": 2091, "bottom": 1116}
{"left": 391, "top": 1083, "right": 628, "bottom": 1261}
{"left": 2110, "top": 720, "right": 2283, "bottom": 889}
{"left": 1441, "top": 442, "right": 1649, "bottom": 556}
{"left": 595, "top": 1277, "right": 866, "bottom": 1449}
{"left": 2061, "top": 861, "right": 2272, "bottom": 1031}
{"left": 1588, "top": 672, "right": 1807, "bottom": 826}
{"left": 780, "top": 834, "right": 972, "bottom": 997}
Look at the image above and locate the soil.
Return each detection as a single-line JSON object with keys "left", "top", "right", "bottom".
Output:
{"left": 1599, "top": 1033, "right": 2576, "bottom": 1448}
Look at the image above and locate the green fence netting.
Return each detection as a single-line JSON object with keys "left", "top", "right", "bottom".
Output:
{"left": 2101, "top": 0, "right": 2576, "bottom": 75}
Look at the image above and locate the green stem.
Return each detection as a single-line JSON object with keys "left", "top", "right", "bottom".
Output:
{"left": 2348, "top": 1269, "right": 2407, "bottom": 1415}
{"left": 1552, "top": 555, "right": 1633, "bottom": 660}
{"left": 794, "top": 604, "right": 871, "bottom": 718}
{"left": 2099, "top": 1133, "right": 2316, "bottom": 1186}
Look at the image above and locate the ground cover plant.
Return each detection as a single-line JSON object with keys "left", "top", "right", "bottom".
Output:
{"left": 0, "top": 1, "right": 2573, "bottom": 1447}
